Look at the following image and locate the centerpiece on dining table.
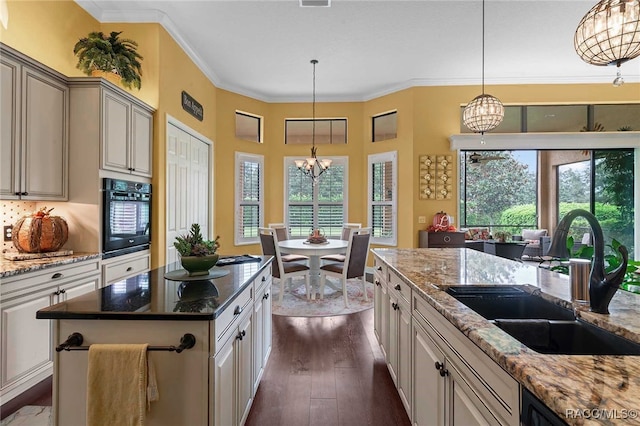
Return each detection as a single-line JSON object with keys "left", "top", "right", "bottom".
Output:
{"left": 305, "top": 228, "right": 328, "bottom": 244}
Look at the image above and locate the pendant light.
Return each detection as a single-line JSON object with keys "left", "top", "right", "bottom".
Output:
{"left": 295, "top": 59, "right": 332, "bottom": 184}
{"left": 574, "top": 0, "right": 640, "bottom": 87}
{"left": 463, "top": 0, "right": 504, "bottom": 140}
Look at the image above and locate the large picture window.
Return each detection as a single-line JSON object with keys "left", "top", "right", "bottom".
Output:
{"left": 368, "top": 151, "right": 397, "bottom": 245}
{"left": 235, "top": 152, "right": 264, "bottom": 245}
{"left": 284, "top": 157, "right": 348, "bottom": 238}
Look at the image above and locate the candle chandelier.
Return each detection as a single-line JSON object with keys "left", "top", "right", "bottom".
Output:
{"left": 295, "top": 59, "right": 332, "bottom": 184}
{"left": 462, "top": 0, "right": 504, "bottom": 140}
{"left": 574, "top": 0, "right": 640, "bottom": 87}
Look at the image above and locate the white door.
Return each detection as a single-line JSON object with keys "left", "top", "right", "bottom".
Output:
{"left": 166, "top": 120, "right": 212, "bottom": 266}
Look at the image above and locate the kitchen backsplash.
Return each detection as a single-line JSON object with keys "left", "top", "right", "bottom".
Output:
{"left": 1, "top": 201, "right": 37, "bottom": 251}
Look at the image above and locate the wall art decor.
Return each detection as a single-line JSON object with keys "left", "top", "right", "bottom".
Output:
{"left": 419, "top": 154, "right": 452, "bottom": 200}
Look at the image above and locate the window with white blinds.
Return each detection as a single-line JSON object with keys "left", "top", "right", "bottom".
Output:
{"left": 284, "top": 157, "right": 348, "bottom": 238}
{"left": 235, "top": 152, "right": 264, "bottom": 245}
{"left": 368, "top": 151, "right": 397, "bottom": 245}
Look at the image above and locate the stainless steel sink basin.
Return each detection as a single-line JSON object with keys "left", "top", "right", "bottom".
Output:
{"left": 446, "top": 286, "right": 640, "bottom": 355}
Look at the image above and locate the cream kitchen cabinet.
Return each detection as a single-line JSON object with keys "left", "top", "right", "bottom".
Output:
{"left": 101, "top": 250, "right": 151, "bottom": 286}
{"left": 68, "top": 78, "right": 153, "bottom": 180}
{"left": 0, "top": 258, "right": 100, "bottom": 404}
{"left": 412, "top": 294, "right": 519, "bottom": 426}
{"left": 0, "top": 44, "right": 69, "bottom": 201}
{"left": 252, "top": 269, "right": 272, "bottom": 393}
{"left": 373, "top": 259, "right": 386, "bottom": 350}
{"left": 387, "top": 270, "right": 412, "bottom": 415}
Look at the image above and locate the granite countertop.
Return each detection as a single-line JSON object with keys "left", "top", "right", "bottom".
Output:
{"left": 373, "top": 248, "right": 640, "bottom": 426}
{"left": 36, "top": 256, "right": 272, "bottom": 321}
{"left": 0, "top": 252, "right": 102, "bottom": 278}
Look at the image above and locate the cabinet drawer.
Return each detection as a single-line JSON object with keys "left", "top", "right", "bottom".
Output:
{"left": 373, "top": 257, "right": 387, "bottom": 282}
{"left": 427, "top": 232, "right": 465, "bottom": 248}
{"left": 103, "top": 254, "right": 150, "bottom": 284}
{"left": 253, "top": 268, "right": 271, "bottom": 294}
{"left": 388, "top": 270, "right": 411, "bottom": 304}
{"left": 213, "top": 284, "right": 253, "bottom": 354}
{"left": 1, "top": 259, "right": 101, "bottom": 298}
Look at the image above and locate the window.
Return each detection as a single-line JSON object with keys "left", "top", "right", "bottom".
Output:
{"left": 372, "top": 111, "right": 397, "bottom": 142}
{"left": 235, "top": 111, "right": 262, "bottom": 143}
{"left": 285, "top": 119, "right": 347, "bottom": 144}
{"left": 235, "top": 152, "right": 264, "bottom": 245}
{"left": 368, "top": 151, "right": 397, "bottom": 245}
{"left": 459, "top": 150, "right": 537, "bottom": 234}
{"left": 284, "top": 157, "right": 348, "bottom": 238}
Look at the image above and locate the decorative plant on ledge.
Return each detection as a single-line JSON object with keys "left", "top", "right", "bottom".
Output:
{"left": 73, "top": 31, "right": 143, "bottom": 90}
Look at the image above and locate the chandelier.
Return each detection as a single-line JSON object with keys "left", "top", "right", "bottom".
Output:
{"left": 574, "top": 0, "right": 640, "bottom": 86}
{"left": 295, "top": 59, "right": 332, "bottom": 183}
{"left": 462, "top": 0, "right": 504, "bottom": 138}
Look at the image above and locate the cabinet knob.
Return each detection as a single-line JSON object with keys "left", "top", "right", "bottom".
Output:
{"left": 435, "top": 361, "right": 444, "bottom": 371}
{"left": 51, "top": 273, "right": 63, "bottom": 279}
{"left": 377, "top": 266, "right": 382, "bottom": 271}
{"left": 236, "top": 330, "right": 246, "bottom": 341}
{"left": 53, "top": 290, "right": 61, "bottom": 296}
{"left": 233, "top": 306, "right": 242, "bottom": 315}
{"left": 263, "top": 293, "right": 270, "bottom": 300}
{"left": 14, "top": 192, "right": 20, "bottom": 196}
{"left": 394, "top": 284, "right": 401, "bottom": 291}
{"left": 375, "top": 280, "right": 380, "bottom": 287}
{"left": 439, "top": 368, "right": 449, "bottom": 377}
{"left": 392, "top": 302, "right": 399, "bottom": 311}
{"left": 444, "top": 235, "right": 451, "bottom": 243}
{"left": 262, "top": 276, "right": 266, "bottom": 282}
{"left": 126, "top": 267, "right": 133, "bottom": 272}
{"left": 60, "top": 289, "right": 66, "bottom": 294}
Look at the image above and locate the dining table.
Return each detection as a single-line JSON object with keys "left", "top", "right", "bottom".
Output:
{"left": 278, "top": 238, "right": 349, "bottom": 299}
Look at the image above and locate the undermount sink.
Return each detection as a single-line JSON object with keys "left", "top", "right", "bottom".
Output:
{"left": 446, "top": 286, "right": 640, "bottom": 356}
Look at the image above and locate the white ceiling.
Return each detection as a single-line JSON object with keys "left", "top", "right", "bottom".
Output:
{"left": 76, "top": 0, "right": 640, "bottom": 102}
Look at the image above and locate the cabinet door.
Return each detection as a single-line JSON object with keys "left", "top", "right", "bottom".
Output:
{"left": 214, "top": 333, "right": 236, "bottom": 426}
{"left": 130, "top": 105, "right": 152, "bottom": 177}
{"left": 387, "top": 291, "right": 399, "bottom": 385}
{"left": 1, "top": 287, "right": 53, "bottom": 390}
{"left": 262, "top": 279, "right": 272, "bottom": 368}
{"left": 397, "top": 298, "right": 412, "bottom": 415}
{"left": 61, "top": 276, "right": 100, "bottom": 301}
{"left": 412, "top": 320, "right": 445, "bottom": 426}
{"left": 379, "top": 279, "right": 390, "bottom": 360}
{"left": 373, "top": 273, "right": 383, "bottom": 344}
{"left": 102, "top": 90, "right": 130, "bottom": 173}
{"left": 237, "top": 313, "right": 253, "bottom": 426}
{"left": 253, "top": 285, "right": 265, "bottom": 392}
{"left": 21, "top": 66, "right": 68, "bottom": 200}
{"left": 448, "top": 361, "right": 497, "bottom": 426}
{"left": 0, "top": 56, "right": 20, "bottom": 199}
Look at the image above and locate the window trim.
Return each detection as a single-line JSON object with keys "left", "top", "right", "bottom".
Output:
{"left": 368, "top": 151, "right": 397, "bottom": 246}
{"left": 283, "top": 156, "right": 349, "bottom": 236}
{"left": 372, "top": 110, "right": 398, "bottom": 142}
{"left": 234, "top": 152, "right": 264, "bottom": 245}
{"left": 235, "top": 110, "right": 263, "bottom": 143}
{"left": 284, "top": 118, "right": 348, "bottom": 144}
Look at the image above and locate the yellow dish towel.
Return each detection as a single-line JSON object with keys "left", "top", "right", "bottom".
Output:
{"left": 87, "top": 343, "right": 158, "bottom": 426}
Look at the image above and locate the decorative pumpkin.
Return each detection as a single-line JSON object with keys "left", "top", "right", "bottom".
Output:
{"left": 432, "top": 211, "right": 452, "bottom": 231}
{"left": 12, "top": 207, "right": 69, "bottom": 253}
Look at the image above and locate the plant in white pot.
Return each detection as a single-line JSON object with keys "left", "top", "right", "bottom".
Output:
{"left": 73, "top": 31, "right": 143, "bottom": 90}
{"left": 174, "top": 224, "right": 221, "bottom": 276}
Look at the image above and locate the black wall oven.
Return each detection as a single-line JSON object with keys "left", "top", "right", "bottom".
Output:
{"left": 102, "top": 178, "right": 151, "bottom": 258}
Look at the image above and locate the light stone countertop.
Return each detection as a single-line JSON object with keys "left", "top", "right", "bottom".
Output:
{"left": 372, "top": 248, "right": 640, "bottom": 426}
{"left": 0, "top": 252, "right": 101, "bottom": 278}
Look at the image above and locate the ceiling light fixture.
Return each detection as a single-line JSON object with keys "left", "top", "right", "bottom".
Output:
{"left": 462, "top": 0, "right": 504, "bottom": 143}
{"left": 295, "top": 59, "right": 332, "bottom": 185}
{"left": 574, "top": 0, "right": 640, "bottom": 87}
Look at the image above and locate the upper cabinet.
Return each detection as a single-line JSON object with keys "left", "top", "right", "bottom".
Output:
{"left": 69, "top": 78, "right": 154, "bottom": 180}
{"left": 0, "top": 44, "right": 69, "bottom": 201}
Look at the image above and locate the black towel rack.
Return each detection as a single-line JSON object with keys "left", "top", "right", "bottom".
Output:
{"left": 55, "top": 332, "right": 196, "bottom": 353}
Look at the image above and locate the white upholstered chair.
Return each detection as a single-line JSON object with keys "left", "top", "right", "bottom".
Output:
{"left": 267, "top": 223, "right": 309, "bottom": 264}
{"left": 259, "top": 227, "right": 311, "bottom": 303}
{"left": 318, "top": 228, "right": 371, "bottom": 307}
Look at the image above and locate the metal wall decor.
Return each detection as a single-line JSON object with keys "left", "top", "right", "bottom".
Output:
{"left": 419, "top": 155, "right": 452, "bottom": 200}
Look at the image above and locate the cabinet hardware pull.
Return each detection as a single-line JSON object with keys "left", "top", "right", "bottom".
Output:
{"left": 126, "top": 267, "right": 133, "bottom": 272}
{"left": 55, "top": 332, "right": 196, "bottom": 353}
{"left": 14, "top": 192, "right": 20, "bottom": 195}
{"left": 394, "top": 284, "right": 401, "bottom": 291}
{"left": 263, "top": 293, "right": 270, "bottom": 300}
{"left": 377, "top": 266, "right": 382, "bottom": 271}
{"left": 234, "top": 306, "right": 242, "bottom": 315}
{"left": 51, "top": 273, "right": 63, "bottom": 279}
{"left": 375, "top": 280, "right": 380, "bottom": 286}
{"left": 131, "top": 168, "right": 136, "bottom": 171}
{"left": 53, "top": 290, "right": 61, "bottom": 296}
{"left": 236, "top": 330, "right": 246, "bottom": 341}
{"left": 439, "top": 368, "right": 449, "bottom": 377}
{"left": 392, "top": 302, "right": 399, "bottom": 311}
{"left": 435, "top": 361, "right": 444, "bottom": 371}
{"left": 60, "top": 289, "right": 66, "bottom": 294}
{"left": 262, "top": 276, "right": 266, "bottom": 281}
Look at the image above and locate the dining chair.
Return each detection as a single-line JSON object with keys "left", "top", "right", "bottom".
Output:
{"left": 318, "top": 228, "right": 371, "bottom": 307}
{"left": 259, "top": 227, "right": 311, "bottom": 303}
{"left": 267, "top": 223, "right": 310, "bottom": 264}
{"left": 320, "top": 223, "right": 362, "bottom": 264}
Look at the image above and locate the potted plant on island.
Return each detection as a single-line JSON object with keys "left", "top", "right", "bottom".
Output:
{"left": 73, "top": 31, "right": 143, "bottom": 90}
{"left": 174, "top": 223, "right": 221, "bottom": 276}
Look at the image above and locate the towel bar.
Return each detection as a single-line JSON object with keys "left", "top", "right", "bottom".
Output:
{"left": 56, "top": 332, "right": 196, "bottom": 353}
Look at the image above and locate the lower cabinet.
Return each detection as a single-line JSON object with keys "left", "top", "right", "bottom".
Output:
{"left": 214, "top": 309, "right": 253, "bottom": 426}
{"left": 102, "top": 250, "right": 150, "bottom": 286}
{"left": 0, "top": 258, "right": 101, "bottom": 404}
{"left": 253, "top": 272, "right": 272, "bottom": 393}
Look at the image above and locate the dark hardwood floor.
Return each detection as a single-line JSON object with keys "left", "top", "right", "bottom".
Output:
{"left": 1, "top": 310, "right": 409, "bottom": 426}
{"left": 246, "top": 309, "right": 411, "bottom": 426}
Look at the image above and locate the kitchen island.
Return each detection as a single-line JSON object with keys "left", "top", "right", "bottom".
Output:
{"left": 36, "top": 256, "right": 273, "bottom": 426}
{"left": 372, "top": 248, "right": 640, "bottom": 426}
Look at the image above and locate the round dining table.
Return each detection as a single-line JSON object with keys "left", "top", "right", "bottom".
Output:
{"left": 278, "top": 239, "right": 349, "bottom": 299}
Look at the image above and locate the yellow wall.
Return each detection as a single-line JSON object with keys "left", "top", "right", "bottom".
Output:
{"left": 2, "top": 0, "right": 639, "bottom": 269}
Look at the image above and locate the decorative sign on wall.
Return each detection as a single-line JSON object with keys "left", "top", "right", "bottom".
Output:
{"left": 181, "top": 91, "right": 204, "bottom": 121}
{"left": 419, "top": 154, "right": 453, "bottom": 200}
